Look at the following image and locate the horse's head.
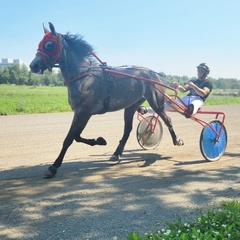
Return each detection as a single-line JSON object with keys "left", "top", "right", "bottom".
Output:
{"left": 30, "top": 22, "right": 62, "bottom": 73}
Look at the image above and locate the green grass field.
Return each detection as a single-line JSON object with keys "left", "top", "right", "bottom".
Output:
{"left": 0, "top": 84, "right": 240, "bottom": 115}
{"left": 0, "top": 85, "right": 71, "bottom": 115}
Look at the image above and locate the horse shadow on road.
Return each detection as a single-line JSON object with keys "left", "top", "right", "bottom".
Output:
{"left": 91, "top": 148, "right": 173, "bottom": 167}
{"left": 0, "top": 152, "right": 239, "bottom": 240}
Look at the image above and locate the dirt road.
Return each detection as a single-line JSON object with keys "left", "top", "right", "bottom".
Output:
{"left": 0, "top": 105, "right": 239, "bottom": 240}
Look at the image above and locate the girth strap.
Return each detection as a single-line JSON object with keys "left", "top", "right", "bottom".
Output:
{"left": 102, "top": 68, "right": 114, "bottom": 112}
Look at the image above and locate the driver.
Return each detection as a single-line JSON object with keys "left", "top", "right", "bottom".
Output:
{"left": 138, "top": 63, "right": 213, "bottom": 116}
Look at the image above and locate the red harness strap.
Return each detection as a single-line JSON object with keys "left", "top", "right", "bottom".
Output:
{"left": 64, "top": 72, "right": 90, "bottom": 86}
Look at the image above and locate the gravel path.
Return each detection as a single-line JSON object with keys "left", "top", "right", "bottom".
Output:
{"left": 0, "top": 105, "right": 239, "bottom": 240}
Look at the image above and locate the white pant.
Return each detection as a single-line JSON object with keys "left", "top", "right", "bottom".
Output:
{"left": 146, "top": 95, "right": 203, "bottom": 115}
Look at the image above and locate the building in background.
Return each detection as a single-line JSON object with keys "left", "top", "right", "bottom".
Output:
{"left": 0, "top": 58, "right": 24, "bottom": 69}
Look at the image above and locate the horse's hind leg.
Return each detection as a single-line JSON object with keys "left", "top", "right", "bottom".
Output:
{"left": 147, "top": 93, "right": 184, "bottom": 146}
{"left": 110, "top": 104, "right": 139, "bottom": 161}
{"left": 158, "top": 109, "right": 184, "bottom": 146}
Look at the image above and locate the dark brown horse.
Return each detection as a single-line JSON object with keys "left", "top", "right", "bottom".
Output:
{"left": 30, "top": 22, "right": 183, "bottom": 178}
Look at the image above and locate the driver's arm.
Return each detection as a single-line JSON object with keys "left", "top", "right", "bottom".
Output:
{"left": 172, "top": 82, "right": 189, "bottom": 93}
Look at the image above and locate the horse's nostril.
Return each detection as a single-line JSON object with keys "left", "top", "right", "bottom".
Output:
{"left": 30, "top": 63, "right": 39, "bottom": 73}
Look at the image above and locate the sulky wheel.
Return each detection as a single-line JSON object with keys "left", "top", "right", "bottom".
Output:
{"left": 136, "top": 115, "right": 163, "bottom": 150}
{"left": 200, "top": 120, "right": 227, "bottom": 161}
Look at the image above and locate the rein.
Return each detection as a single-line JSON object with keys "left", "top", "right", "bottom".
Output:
{"left": 40, "top": 32, "right": 161, "bottom": 86}
{"left": 90, "top": 51, "right": 107, "bottom": 66}
{"left": 36, "top": 30, "right": 167, "bottom": 87}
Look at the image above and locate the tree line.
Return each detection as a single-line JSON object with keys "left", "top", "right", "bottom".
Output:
{"left": 0, "top": 64, "right": 240, "bottom": 90}
{"left": 0, "top": 64, "right": 64, "bottom": 86}
{"left": 157, "top": 72, "right": 240, "bottom": 90}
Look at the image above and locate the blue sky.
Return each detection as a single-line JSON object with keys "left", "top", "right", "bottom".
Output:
{"left": 0, "top": 0, "right": 239, "bottom": 79}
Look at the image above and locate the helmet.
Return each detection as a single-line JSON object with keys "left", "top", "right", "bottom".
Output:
{"left": 197, "top": 63, "right": 210, "bottom": 74}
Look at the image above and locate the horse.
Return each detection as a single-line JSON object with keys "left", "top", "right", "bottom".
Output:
{"left": 30, "top": 22, "right": 183, "bottom": 178}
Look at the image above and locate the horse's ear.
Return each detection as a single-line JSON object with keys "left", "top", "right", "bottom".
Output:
{"left": 43, "top": 23, "right": 49, "bottom": 34}
{"left": 49, "top": 22, "right": 57, "bottom": 37}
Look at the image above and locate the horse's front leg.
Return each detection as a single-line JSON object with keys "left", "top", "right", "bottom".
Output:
{"left": 109, "top": 107, "right": 135, "bottom": 161}
{"left": 46, "top": 131, "right": 75, "bottom": 178}
{"left": 45, "top": 112, "right": 91, "bottom": 178}
{"left": 45, "top": 112, "right": 107, "bottom": 178}
{"left": 48, "top": 134, "right": 107, "bottom": 177}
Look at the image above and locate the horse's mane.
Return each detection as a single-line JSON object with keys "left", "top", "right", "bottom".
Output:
{"left": 62, "top": 33, "right": 96, "bottom": 63}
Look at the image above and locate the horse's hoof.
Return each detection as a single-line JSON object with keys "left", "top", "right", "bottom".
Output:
{"left": 175, "top": 139, "right": 184, "bottom": 146}
{"left": 109, "top": 154, "right": 119, "bottom": 161}
{"left": 97, "top": 137, "right": 107, "bottom": 145}
{"left": 44, "top": 166, "right": 57, "bottom": 179}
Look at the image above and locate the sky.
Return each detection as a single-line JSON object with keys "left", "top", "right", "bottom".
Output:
{"left": 0, "top": 0, "right": 239, "bottom": 79}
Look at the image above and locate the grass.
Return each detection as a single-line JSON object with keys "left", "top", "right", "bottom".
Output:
{"left": 137, "top": 91, "right": 240, "bottom": 107}
{"left": 206, "top": 94, "right": 240, "bottom": 105}
{"left": 0, "top": 85, "right": 240, "bottom": 115}
{"left": 0, "top": 85, "right": 71, "bottom": 115}
{"left": 126, "top": 201, "right": 240, "bottom": 240}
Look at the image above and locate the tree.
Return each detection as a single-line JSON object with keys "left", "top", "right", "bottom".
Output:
{"left": 27, "top": 71, "right": 41, "bottom": 86}
{"left": 18, "top": 65, "right": 29, "bottom": 85}
{"left": 0, "top": 67, "right": 11, "bottom": 84}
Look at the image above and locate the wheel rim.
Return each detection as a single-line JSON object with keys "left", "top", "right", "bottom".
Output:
{"left": 136, "top": 116, "right": 163, "bottom": 150}
{"left": 200, "top": 120, "right": 227, "bottom": 161}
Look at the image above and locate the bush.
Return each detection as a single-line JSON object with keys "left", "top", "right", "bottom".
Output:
{"left": 126, "top": 201, "right": 240, "bottom": 240}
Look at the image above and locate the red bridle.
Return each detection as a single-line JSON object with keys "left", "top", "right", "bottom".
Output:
{"left": 36, "top": 32, "right": 62, "bottom": 68}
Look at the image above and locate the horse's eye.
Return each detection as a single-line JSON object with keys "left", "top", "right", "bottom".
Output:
{"left": 44, "top": 41, "right": 55, "bottom": 52}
